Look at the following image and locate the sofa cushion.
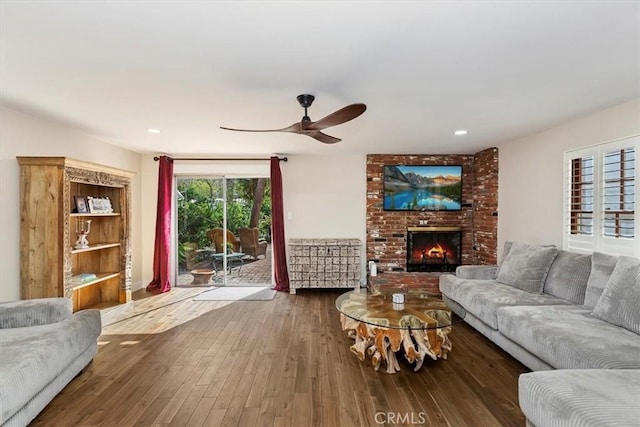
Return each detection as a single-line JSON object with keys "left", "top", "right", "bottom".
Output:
{"left": 543, "top": 250, "right": 591, "bottom": 304}
{"left": 497, "top": 304, "right": 640, "bottom": 369}
{"left": 0, "top": 310, "right": 101, "bottom": 423}
{"left": 455, "top": 265, "right": 498, "bottom": 280}
{"left": 592, "top": 256, "right": 640, "bottom": 335}
{"left": 439, "top": 275, "right": 569, "bottom": 330}
{"left": 519, "top": 369, "right": 640, "bottom": 427}
{"left": 496, "top": 242, "right": 558, "bottom": 293}
{"left": 494, "top": 240, "right": 514, "bottom": 277}
{"left": 0, "top": 298, "right": 72, "bottom": 329}
{"left": 584, "top": 251, "right": 618, "bottom": 309}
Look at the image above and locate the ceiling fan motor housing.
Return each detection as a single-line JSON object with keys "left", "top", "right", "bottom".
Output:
{"left": 297, "top": 94, "right": 315, "bottom": 108}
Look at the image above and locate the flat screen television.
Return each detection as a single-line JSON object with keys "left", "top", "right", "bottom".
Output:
{"left": 383, "top": 165, "right": 463, "bottom": 211}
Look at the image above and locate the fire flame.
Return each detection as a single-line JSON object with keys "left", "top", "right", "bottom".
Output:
{"left": 428, "top": 244, "right": 445, "bottom": 258}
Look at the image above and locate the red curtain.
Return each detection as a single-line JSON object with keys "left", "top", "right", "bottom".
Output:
{"left": 270, "top": 156, "right": 290, "bottom": 292}
{"left": 146, "top": 156, "right": 174, "bottom": 293}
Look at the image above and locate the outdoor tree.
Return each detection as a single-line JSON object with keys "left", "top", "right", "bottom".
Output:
{"left": 249, "top": 178, "right": 267, "bottom": 228}
{"left": 235, "top": 178, "right": 271, "bottom": 238}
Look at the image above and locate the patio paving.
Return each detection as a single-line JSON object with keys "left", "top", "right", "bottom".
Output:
{"left": 178, "top": 245, "right": 272, "bottom": 287}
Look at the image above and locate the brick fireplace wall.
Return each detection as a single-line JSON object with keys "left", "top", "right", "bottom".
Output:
{"left": 472, "top": 147, "right": 499, "bottom": 265}
{"left": 366, "top": 149, "right": 498, "bottom": 293}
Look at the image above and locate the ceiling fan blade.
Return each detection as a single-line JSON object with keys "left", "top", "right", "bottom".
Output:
{"left": 307, "top": 103, "right": 366, "bottom": 131}
{"left": 308, "top": 131, "right": 341, "bottom": 144}
{"left": 220, "top": 122, "right": 301, "bottom": 133}
{"left": 220, "top": 96, "right": 365, "bottom": 144}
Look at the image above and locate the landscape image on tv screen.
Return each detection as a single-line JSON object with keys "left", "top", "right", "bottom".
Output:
{"left": 384, "top": 165, "right": 462, "bottom": 211}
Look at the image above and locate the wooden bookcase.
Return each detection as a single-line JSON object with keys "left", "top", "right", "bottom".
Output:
{"left": 17, "top": 156, "right": 134, "bottom": 312}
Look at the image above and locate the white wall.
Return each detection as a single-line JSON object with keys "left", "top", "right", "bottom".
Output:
{"left": 0, "top": 105, "right": 142, "bottom": 301}
{"left": 140, "top": 154, "right": 158, "bottom": 289}
{"left": 281, "top": 154, "right": 366, "bottom": 239}
{"left": 498, "top": 97, "right": 640, "bottom": 258}
{"left": 281, "top": 154, "right": 367, "bottom": 278}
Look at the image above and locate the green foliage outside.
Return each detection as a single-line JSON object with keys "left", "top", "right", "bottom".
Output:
{"left": 177, "top": 178, "right": 271, "bottom": 266}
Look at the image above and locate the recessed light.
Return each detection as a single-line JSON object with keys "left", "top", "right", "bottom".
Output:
{"left": 454, "top": 130, "right": 468, "bottom": 136}
{"left": 146, "top": 128, "right": 161, "bottom": 134}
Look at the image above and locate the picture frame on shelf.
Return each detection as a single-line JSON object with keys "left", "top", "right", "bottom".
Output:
{"left": 87, "top": 196, "right": 114, "bottom": 214}
{"left": 73, "top": 195, "right": 89, "bottom": 213}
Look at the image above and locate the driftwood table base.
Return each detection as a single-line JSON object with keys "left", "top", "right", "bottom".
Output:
{"left": 336, "top": 290, "right": 458, "bottom": 374}
{"left": 340, "top": 314, "right": 452, "bottom": 374}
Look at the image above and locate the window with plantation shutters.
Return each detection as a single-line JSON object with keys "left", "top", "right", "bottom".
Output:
{"left": 564, "top": 135, "right": 639, "bottom": 257}
{"left": 569, "top": 155, "right": 594, "bottom": 236}
{"left": 602, "top": 148, "right": 635, "bottom": 238}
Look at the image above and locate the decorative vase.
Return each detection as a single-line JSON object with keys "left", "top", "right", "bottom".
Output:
{"left": 74, "top": 219, "right": 92, "bottom": 249}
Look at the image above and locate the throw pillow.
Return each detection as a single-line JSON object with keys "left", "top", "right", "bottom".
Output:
{"left": 583, "top": 252, "right": 619, "bottom": 309}
{"left": 543, "top": 251, "right": 592, "bottom": 304}
{"left": 496, "top": 242, "right": 558, "bottom": 293}
{"left": 592, "top": 256, "right": 640, "bottom": 335}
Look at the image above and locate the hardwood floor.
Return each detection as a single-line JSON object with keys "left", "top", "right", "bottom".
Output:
{"left": 32, "top": 289, "right": 528, "bottom": 426}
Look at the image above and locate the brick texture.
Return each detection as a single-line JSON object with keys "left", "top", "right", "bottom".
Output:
{"left": 366, "top": 151, "right": 498, "bottom": 291}
{"left": 369, "top": 272, "right": 443, "bottom": 295}
{"left": 472, "top": 147, "right": 499, "bottom": 264}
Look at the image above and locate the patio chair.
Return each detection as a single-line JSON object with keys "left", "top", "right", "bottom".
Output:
{"left": 238, "top": 227, "right": 268, "bottom": 259}
{"left": 206, "top": 228, "right": 241, "bottom": 254}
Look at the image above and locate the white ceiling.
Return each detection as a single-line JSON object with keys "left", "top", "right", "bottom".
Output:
{"left": 1, "top": 1, "right": 639, "bottom": 156}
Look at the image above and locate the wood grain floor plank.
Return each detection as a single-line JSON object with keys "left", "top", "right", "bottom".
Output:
{"left": 255, "top": 396, "right": 278, "bottom": 427}
{"left": 167, "top": 384, "right": 208, "bottom": 426}
{"left": 184, "top": 397, "right": 216, "bottom": 427}
{"left": 117, "top": 365, "right": 184, "bottom": 426}
{"left": 31, "top": 288, "right": 527, "bottom": 426}
{"left": 244, "top": 354, "right": 274, "bottom": 408}
{"left": 202, "top": 408, "right": 227, "bottom": 426}
{"left": 218, "top": 374, "right": 255, "bottom": 426}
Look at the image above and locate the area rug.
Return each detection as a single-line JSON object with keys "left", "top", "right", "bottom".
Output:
{"left": 193, "top": 286, "right": 277, "bottom": 301}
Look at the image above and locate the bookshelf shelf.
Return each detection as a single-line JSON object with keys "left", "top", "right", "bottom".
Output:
{"left": 70, "top": 213, "right": 121, "bottom": 218}
{"left": 71, "top": 243, "right": 121, "bottom": 254}
{"left": 71, "top": 272, "right": 120, "bottom": 291}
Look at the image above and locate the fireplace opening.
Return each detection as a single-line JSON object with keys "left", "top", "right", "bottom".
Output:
{"left": 406, "top": 227, "right": 462, "bottom": 272}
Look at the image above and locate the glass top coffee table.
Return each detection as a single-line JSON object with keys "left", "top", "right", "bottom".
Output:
{"left": 335, "top": 288, "right": 465, "bottom": 374}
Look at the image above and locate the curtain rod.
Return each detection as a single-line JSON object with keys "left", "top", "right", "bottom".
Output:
{"left": 153, "top": 156, "right": 287, "bottom": 162}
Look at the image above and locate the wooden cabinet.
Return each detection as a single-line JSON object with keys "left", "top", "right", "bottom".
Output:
{"left": 17, "top": 157, "right": 134, "bottom": 312}
{"left": 288, "top": 238, "right": 361, "bottom": 294}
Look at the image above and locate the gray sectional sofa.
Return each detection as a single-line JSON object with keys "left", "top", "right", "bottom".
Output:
{"left": 0, "top": 298, "right": 101, "bottom": 426}
{"left": 439, "top": 242, "right": 640, "bottom": 427}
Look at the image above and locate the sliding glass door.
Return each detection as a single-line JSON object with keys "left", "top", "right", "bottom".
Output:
{"left": 175, "top": 175, "right": 272, "bottom": 287}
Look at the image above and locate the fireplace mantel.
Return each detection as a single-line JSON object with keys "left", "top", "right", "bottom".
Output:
{"left": 407, "top": 226, "right": 462, "bottom": 232}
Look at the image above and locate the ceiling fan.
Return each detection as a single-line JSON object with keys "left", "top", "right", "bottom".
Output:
{"left": 220, "top": 94, "right": 366, "bottom": 144}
